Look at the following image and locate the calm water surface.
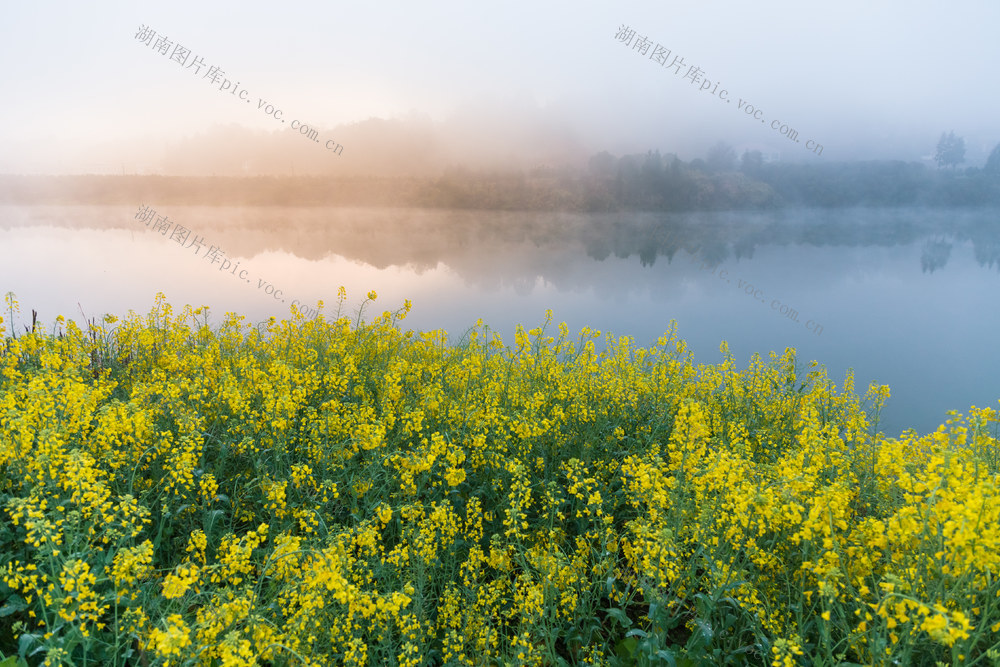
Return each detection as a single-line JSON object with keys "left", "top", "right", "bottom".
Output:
{"left": 2, "top": 204, "right": 998, "bottom": 438}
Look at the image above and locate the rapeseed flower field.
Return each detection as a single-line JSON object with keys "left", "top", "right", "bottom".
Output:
{"left": 1, "top": 290, "right": 998, "bottom": 666}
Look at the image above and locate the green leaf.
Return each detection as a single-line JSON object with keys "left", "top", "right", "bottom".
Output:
{"left": 0, "top": 595, "right": 27, "bottom": 617}
{"left": 694, "top": 618, "right": 714, "bottom": 640}
{"left": 654, "top": 649, "right": 678, "bottom": 667}
{"left": 606, "top": 607, "right": 632, "bottom": 628}
{"left": 615, "top": 636, "right": 638, "bottom": 659}
{"left": 16, "top": 633, "right": 40, "bottom": 660}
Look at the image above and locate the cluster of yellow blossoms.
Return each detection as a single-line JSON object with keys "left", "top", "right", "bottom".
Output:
{"left": 1, "top": 290, "right": 998, "bottom": 665}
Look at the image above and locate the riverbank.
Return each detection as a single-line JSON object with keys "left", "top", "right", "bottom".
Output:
{"left": 1, "top": 293, "right": 998, "bottom": 665}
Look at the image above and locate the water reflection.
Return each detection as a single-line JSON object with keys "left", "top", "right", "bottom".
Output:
{"left": 4, "top": 205, "right": 1000, "bottom": 280}
{"left": 921, "top": 239, "right": 953, "bottom": 273}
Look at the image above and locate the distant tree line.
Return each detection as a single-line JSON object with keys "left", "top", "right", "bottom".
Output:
{"left": 4, "top": 136, "right": 1000, "bottom": 211}
{"left": 418, "top": 140, "right": 1000, "bottom": 210}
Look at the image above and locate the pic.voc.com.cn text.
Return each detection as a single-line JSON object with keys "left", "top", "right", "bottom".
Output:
{"left": 614, "top": 24, "right": 824, "bottom": 157}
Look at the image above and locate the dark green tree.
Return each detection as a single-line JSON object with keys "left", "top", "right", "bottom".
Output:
{"left": 934, "top": 131, "right": 966, "bottom": 169}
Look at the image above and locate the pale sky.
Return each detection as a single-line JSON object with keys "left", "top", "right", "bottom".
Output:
{"left": 2, "top": 0, "right": 999, "bottom": 172}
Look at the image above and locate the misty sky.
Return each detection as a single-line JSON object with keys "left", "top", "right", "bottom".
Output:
{"left": 3, "top": 1, "right": 1000, "bottom": 173}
